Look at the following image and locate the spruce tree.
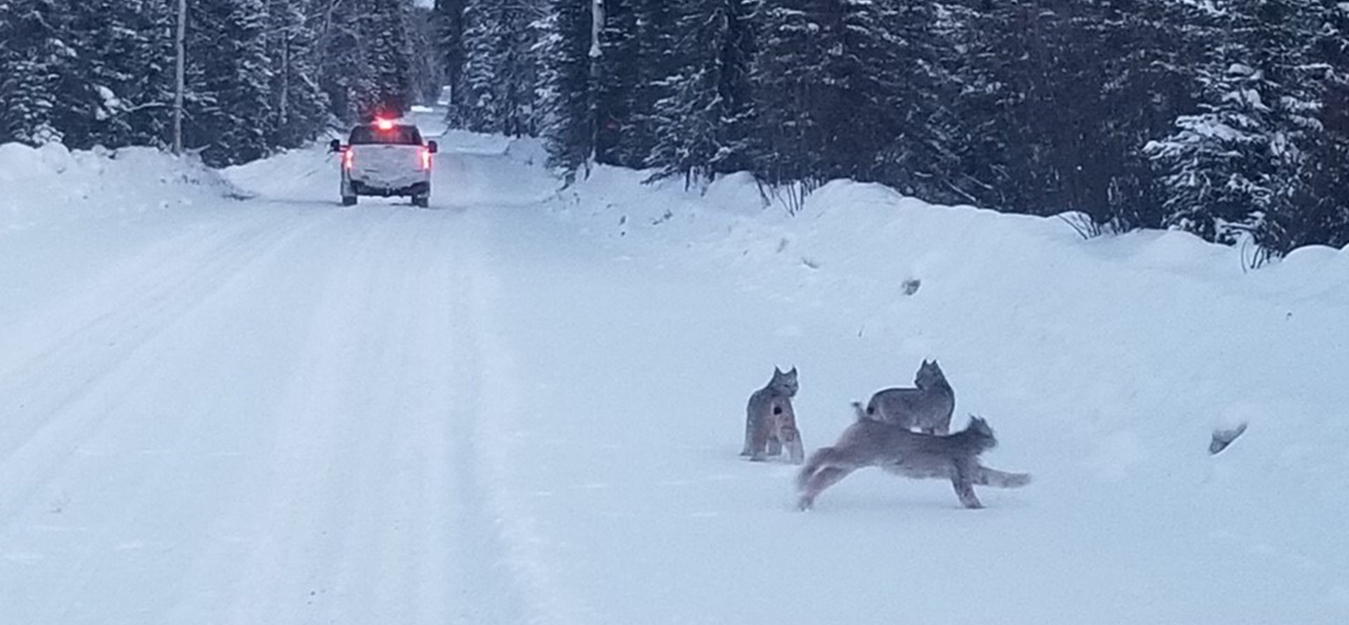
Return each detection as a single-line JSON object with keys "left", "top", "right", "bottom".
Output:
{"left": 750, "top": 0, "right": 909, "bottom": 186}
{"left": 187, "top": 0, "right": 274, "bottom": 166}
{"left": 537, "top": 0, "right": 594, "bottom": 180}
{"left": 434, "top": 0, "right": 468, "bottom": 110}
{"left": 311, "top": 0, "right": 374, "bottom": 122}
{"left": 1146, "top": 0, "right": 1324, "bottom": 252}
{"left": 361, "top": 0, "right": 418, "bottom": 118}
{"left": 1261, "top": 0, "right": 1349, "bottom": 253}
{"left": 621, "top": 0, "right": 681, "bottom": 167}
{"left": 266, "top": 0, "right": 330, "bottom": 148}
{"left": 647, "top": 0, "right": 756, "bottom": 184}
{"left": 452, "top": 0, "right": 540, "bottom": 135}
{"left": 594, "top": 0, "right": 639, "bottom": 166}
{"left": 0, "top": 0, "right": 68, "bottom": 145}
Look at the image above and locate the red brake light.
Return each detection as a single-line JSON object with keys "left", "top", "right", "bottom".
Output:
{"left": 343, "top": 148, "right": 354, "bottom": 170}
{"left": 420, "top": 147, "right": 431, "bottom": 171}
{"left": 376, "top": 118, "right": 394, "bottom": 131}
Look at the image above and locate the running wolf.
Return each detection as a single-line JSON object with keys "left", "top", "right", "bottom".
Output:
{"left": 856, "top": 359, "right": 955, "bottom": 434}
{"left": 741, "top": 366, "right": 805, "bottom": 464}
{"left": 796, "top": 416, "right": 1029, "bottom": 510}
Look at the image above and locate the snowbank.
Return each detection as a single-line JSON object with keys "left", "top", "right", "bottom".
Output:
{"left": 0, "top": 142, "right": 245, "bottom": 226}
{"left": 0, "top": 143, "right": 76, "bottom": 181}
{"left": 519, "top": 154, "right": 1349, "bottom": 624}
{"left": 3, "top": 125, "right": 1346, "bottom": 624}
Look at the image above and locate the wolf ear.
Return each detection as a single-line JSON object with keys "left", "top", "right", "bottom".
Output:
{"left": 788, "top": 366, "right": 797, "bottom": 375}
{"left": 774, "top": 365, "right": 783, "bottom": 374}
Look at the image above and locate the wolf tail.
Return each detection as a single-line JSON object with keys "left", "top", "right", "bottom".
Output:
{"left": 975, "top": 467, "right": 1031, "bottom": 488}
{"left": 796, "top": 446, "right": 838, "bottom": 490}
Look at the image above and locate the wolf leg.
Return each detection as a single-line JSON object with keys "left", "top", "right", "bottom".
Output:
{"left": 952, "top": 462, "right": 983, "bottom": 509}
{"left": 798, "top": 467, "right": 854, "bottom": 510}
{"left": 747, "top": 417, "right": 772, "bottom": 461}
{"left": 783, "top": 433, "right": 805, "bottom": 465}
{"left": 740, "top": 411, "right": 760, "bottom": 457}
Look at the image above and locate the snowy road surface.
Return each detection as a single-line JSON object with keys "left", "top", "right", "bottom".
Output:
{"left": 2, "top": 114, "right": 1347, "bottom": 625}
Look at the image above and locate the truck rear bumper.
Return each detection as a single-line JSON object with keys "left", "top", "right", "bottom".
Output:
{"left": 350, "top": 181, "right": 430, "bottom": 197}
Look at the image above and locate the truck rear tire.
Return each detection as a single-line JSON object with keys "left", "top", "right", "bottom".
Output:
{"left": 342, "top": 195, "right": 357, "bottom": 206}
{"left": 412, "top": 194, "right": 429, "bottom": 208}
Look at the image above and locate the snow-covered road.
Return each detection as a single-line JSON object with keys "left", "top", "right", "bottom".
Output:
{"left": 0, "top": 141, "right": 535, "bottom": 623}
{"left": 2, "top": 115, "right": 1347, "bottom": 624}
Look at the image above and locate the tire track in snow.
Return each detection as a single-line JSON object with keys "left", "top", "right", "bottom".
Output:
{"left": 184, "top": 206, "right": 530, "bottom": 625}
{"left": 0, "top": 203, "right": 355, "bottom": 624}
{"left": 458, "top": 209, "right": 593, "bottom": 625}
{"left": 0, "top": 208, "right": 329, "bottom": 530}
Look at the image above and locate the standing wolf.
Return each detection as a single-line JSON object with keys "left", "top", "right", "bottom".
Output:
{"left": 856, "top": 360, "right": 955, "bottom": 434}
{"left": 796, "top": 416, "right": 1029, "bottom": 510}
{"left": 740, "top": 366, "right": 805, "bottom": 464}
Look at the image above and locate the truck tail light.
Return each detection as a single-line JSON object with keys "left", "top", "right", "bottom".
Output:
{"left": 420, "top": 148, "right": 431, "bottom": 171}
{"left": 343, "top": 148, "right": 354, "bottom": 171}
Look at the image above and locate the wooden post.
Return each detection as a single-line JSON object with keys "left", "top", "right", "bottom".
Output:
{"left": 174, "top": 0, "right": 187, "bottom": 155}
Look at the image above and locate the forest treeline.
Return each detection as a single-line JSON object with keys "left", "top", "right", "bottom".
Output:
{"left": 2, "top": 1, "right": 1345, "bottom": 259}
{"left": 439, "top": 0, "right": 1349, "bottom": 259}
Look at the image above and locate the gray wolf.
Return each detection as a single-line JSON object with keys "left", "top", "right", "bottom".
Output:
{"left": 796, "top": 416, "right": 1029, "bottom": 510}
{"left": 741, "top": 366, "right": 805, "bottom": 464}
{"left": 856, "top": 360, "right": 955, "bottom": 434}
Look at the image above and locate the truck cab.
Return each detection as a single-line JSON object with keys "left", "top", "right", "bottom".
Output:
{"left": 329, "top": 118, "right": 437, "bottom": 207}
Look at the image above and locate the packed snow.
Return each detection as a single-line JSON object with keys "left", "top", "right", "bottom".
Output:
{"left": 1, "top": 111, "right": 1347, "bottom": 625}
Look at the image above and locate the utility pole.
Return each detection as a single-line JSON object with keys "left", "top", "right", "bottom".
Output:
{"left": 174, "top": 0, "right": 187, "bottom": 155}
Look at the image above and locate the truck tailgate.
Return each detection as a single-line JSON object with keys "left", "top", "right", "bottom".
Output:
{"left": 350, "top": 145, "right": 424, "bottom": 188}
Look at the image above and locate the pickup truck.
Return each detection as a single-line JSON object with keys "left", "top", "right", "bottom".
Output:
{"left": 329, "top": 119, "right": 438, "bottom": 207}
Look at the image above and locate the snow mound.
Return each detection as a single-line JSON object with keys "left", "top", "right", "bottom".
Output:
{"left": 503, "top": 136, "right": 548, "bottom": 166}
{"left": 0, "top": 142, "right": 246, "bottom": 225}
{"left": 0, "top": 143, "right": 74, "bottom": 181}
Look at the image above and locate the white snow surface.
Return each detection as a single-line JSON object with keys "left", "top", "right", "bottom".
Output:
{"left": 2, "top": 111, "right": 1348, "bottom": 625}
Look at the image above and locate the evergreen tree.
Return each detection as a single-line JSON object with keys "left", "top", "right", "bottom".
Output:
{"left": 408, "top": 3, "right": 445, "bottom": 104}
{"left": 1085, "top": 0, "right": 1202, "bottom": 232}
{"left": 266, "top": 0, "right": 330, "bottom": 148}
{"left": 537, "top": 0, "right": 594, "bottom": 180}
{"left": 749, "top": 0, "right": 909, "bottom": 186}
{"left": 434, "top": 0, "right": 468, "bottom": 110}
{"left": 1146, "top": 0, "right": 1324, "bottom": 251}
{"left": 620, "top": 0, "right": 681, "bottom": 168}
{"left": 865, "top": 0, "right": 948, "bottom": 198}
{"left": 311, "top": 0, "right": 375, "bottom": 121}
{"left": 454, "top": 0, "right": 503, "bottom": 131}
{"left": 594, "top": 0, "right": 639, "bottom": 166}
{"left": 361, "top": 0, "right": 418, "bottom": 118}
{"left": 0, "top": 0, "right": 68, "bottom": 145}
{"left": 647, "top": 0, "right": 756, "bottom": 184}
{"left": 1264, "top": 0, "right": 1349, "bottom": 253}
{"left": 187, "top": 0, "right": 274, "bottom": 166}
{"left": 55, "top": 0, "right": 177, "bottom": 149}
{"left": 452, "top": 0, "right": 540, "bottom": 135}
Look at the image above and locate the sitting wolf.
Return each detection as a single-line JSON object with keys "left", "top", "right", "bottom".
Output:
{"left": 740, "top": 366, "right": 805, "bottom": 464}
{"left": 797, "top": 416, "right": 1029, "bottom": 510}
{"left": 856, "top": 359, "right": 955, "bottom": 434}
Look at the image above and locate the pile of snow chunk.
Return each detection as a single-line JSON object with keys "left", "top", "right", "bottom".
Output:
{"left": 0, "top": 142, "right": 248, "bottom": 224}
{"left": 0, "top": 142, "right": 76, "bottom": 182}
